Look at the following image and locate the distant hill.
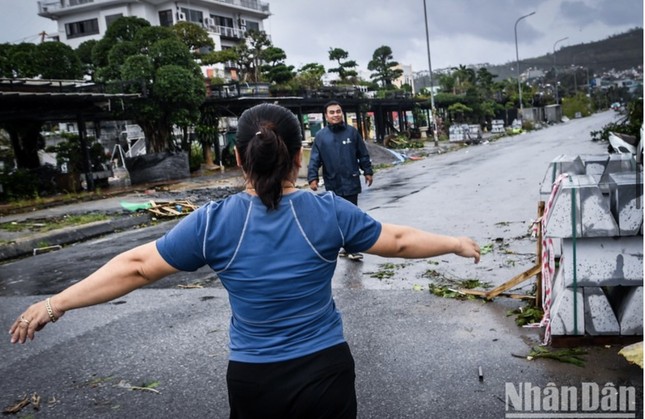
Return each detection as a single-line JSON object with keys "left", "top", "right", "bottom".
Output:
{"left": 484, "top": 28, "right": 643, "bottom": 79}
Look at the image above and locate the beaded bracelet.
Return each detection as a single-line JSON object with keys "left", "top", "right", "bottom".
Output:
{"left": 45, "top": 298, "right": 58, "bottom": 323}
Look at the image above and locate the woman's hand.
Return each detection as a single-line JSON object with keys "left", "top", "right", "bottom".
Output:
{"left": 9, "top": 242, "right": 177, "bottom": 345}
{"left": 454, "top": 236, "right": 481, "bottom": 263}
{"left": 9, "top": 297, "right": 64, "bottom": 344}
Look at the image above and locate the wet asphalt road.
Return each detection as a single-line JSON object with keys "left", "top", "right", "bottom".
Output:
{"left": 0, "top": 111, "right": 642, "bottom": 418}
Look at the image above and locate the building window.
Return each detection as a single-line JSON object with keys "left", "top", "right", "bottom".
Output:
{"left": 105, "top": 14, "right": 122, "bottom": 28}
{"left": 245, "top": 21, "right": 259, "bottom": 32}
{"left": 65, "top": 18, "right": 99, "bottom": 39}
{"left": 159, "top": 10, "right": 173, "bottom": 27}
{"left": 180, "top": 8, "right": 203, "bottom": 24}
{"left": 213, "top": 15, "right": 233, "bottom": 28}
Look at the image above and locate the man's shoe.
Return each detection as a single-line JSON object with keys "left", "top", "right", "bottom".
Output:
{"left": 338, "top": 249, "right": 348, "bottom": 258}
{"left": 347, "top": 253, "right": 363, "bottom": 261}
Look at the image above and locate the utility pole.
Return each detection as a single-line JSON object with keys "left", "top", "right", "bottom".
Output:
{"left": 514, "top": 11, "right": 535, "bottom": 122}
{"left": 553, "top": 37, "right": 569, "bottom": 104}
{"left": 423, "top": 0, "right": 439, "bottom": 147}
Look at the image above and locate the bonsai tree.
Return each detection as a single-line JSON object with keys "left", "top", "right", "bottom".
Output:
{"left": 92, "top": 17, "right": 206, "bottom": 153}
{"left": 367, "top": 45, "right": 403, "bottom": 89}
{"left": 328, "top": 47, "right": 358, "bottom": 84}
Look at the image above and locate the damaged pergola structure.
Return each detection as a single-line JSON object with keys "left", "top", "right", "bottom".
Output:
{"left": 0, "top": 78, "right": 140, "bottom": 191}
{"left": 0, "top": 79, "right": 435, "bottom": 190}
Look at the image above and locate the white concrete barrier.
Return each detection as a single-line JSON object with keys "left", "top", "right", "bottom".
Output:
{"left": 541, "top": 153, "right": 643, "bottom": 340}
{"left": 560, "top": 236, "right": 643, "bottom": 286}
{"left": 549, "top": 268, "right": 585, "bottom": 336}
{"left": 543, "top": 175, "right": 619, "bottom": 238}
{"left": 583, "top": 287, "right": 620, "bottom": 335}
{"left": 608, "top": 172, "right": 643, "bottom": 236}
{"left": 617, "top": 286, "right": 643, "bottom": 335}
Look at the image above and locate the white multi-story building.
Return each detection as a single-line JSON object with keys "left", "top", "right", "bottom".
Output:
{"left": 392, "top": 64, "right": 414, "bottom": 93}
{"left": 37, "top": 0, "right": 272, "bottom": 79}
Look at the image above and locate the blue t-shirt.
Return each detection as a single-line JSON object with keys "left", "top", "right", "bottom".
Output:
{"left": 156, "top": 190, "right": 382, "bottom": 363}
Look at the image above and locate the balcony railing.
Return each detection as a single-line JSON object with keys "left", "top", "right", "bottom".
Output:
{"left": 212, "top": 0, "right": 270, "bottom": 13}
{"left": 208, "top": 25, "right": 245, "bottom": 39}
{"left": 38, "top": 0, "right": 95, "bottom": 14}
{"left": 39, "top": 0, "right": 269, "bottom": 14}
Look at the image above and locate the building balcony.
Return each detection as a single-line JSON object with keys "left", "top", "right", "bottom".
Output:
{"left": 212, "top": 0, "right": 270, "bottom": 14}
{"left": 208, "top": 25, "right": 245, "bottom": 40}
{"left": 38, "top": 0, "right": 270, "bottom": 18}
{"left": 203, "top": 23, "right": 271, "bottom": 42}
{"left": 38, "top": 0, "right": 128, "bottom": 17}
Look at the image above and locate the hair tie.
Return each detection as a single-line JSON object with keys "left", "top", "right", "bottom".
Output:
{"left": 255, "top": 131, "right": 262, "bottom": 136}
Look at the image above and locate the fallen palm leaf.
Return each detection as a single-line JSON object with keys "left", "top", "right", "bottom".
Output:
{"left": 507, "top": 305, "right": 544, "bottom": 327}
{"left": 31, "top": 393, "right": 41, "bottom": 410}
{"left": 429, "top": 278, "right": 492, "bottom": 300}
{"left": 480, "top": 243, "right": 494, "bottom": 255}
{"left": 177, "top": 283, "right": 204, "bottom": 289}
{"left": 116, "top": 380, "right": 161, "bottom": 394}
{"left": 429, "top": 284, "right": 474, "bottom": 300}
{"left": 527, "top": 346, "right": 587, "bottom": 367}
{"left": 3, "top": 395, "right": 30, "bottom": 414}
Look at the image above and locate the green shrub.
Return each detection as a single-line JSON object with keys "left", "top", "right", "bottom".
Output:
{"left": 562, "top": 93, "right": 593, "bottom": 119}
{"left": 189, "top": 142, "right": 204, "bottom": 171}
{"left": 0, "top": 168, "right": 39, "bottom": 201}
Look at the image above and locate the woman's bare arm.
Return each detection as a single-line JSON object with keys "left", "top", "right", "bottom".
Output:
{"left": 366, "top": 223, "right": 480, "bottom": 262}
{"left": 10, "top": 241, "right": 178, "bottom": 343}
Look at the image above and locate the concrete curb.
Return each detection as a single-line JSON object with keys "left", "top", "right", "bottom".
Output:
{"left": 0, "top": 214, "right": 151, "bottom": 262}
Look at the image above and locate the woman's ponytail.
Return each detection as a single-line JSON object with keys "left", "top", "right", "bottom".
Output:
{"left": 236, "top": 104, "right": 303, "bottom": 210}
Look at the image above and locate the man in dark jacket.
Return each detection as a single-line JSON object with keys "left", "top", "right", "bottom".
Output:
{"left": 308, "top": 100, "right": 374, "bottom": 260}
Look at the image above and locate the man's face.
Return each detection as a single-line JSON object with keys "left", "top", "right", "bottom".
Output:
{"left": 325, "top": 104, "right": 344, "bottom": 125}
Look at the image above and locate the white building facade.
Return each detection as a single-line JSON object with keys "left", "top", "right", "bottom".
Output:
{"left": 37, "top": 0, "right": 271, "bottom": 79}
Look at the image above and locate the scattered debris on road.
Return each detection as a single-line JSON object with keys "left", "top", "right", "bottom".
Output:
{"left": 120, "top": 200, "right": 198, "bottom": 217}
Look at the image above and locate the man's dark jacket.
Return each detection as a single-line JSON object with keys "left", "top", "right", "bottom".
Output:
{"left": 307, "top": 123, "right": 373, "bottom": 197}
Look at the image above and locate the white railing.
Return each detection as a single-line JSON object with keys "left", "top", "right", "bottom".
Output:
{"left": 38, "top": 0, "right": 96, "bottom": 13}
{"left": 212, "top": 0, "right": 270, "bottom": 13}
{"left": 127, "top": 137, "right": 146, "bottom": 157}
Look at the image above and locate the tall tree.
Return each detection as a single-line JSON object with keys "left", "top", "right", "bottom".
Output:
{"left": 261, "top": 46, "right": 294, "bottom": 84}
{"left": 293, "top": 63, "right": 325, "bottom": 90}
{"left": 451, "top": 65, "right": 476, "bottom": 95}
{"left": 201, "top": 48, "right": 239, "bottom": 68}
{"left": 35, "top": 42, "right": 83, "bottom": 80}
{"left": 171, "top": 21, "right": 215, "bottom": 55}
{"left": 6, "top": 43, "right": 39, "bottom": 78}
{"left": 93, "top": 16, "right": 205, "bottom": 153}
{"left": 0, "top": 43, "right": 13, "bottom": 77}
{"left": 92, "top": 16, "right": 150, "bottom": 68}
{"left": 367, "top": 45, "right": 403, "bottom": 88}
{"left": 235, "top": 30, "right": 272, "bottom": 82}
{"left": 195, "top": 105, "right": 220, "bottom": 168}
{"left": 76, "top": 40, "right": 99, "bottom": 79}
{"left": 328, "top": 47, "right": 358, "bottom": 84}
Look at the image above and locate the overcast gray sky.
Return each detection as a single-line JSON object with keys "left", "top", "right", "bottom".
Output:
{"left": 2, "top": 0, "right": 643, "bottom": 75}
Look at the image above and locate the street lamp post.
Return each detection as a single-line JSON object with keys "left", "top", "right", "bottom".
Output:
{"left": 423, "top": 0, "right": 439, "bottom": 147}
{"left": 553, "top": 37, "right": 568, "bottom": 104}
{"left": 514, "top": 11, "right": 535, "bottom": 122}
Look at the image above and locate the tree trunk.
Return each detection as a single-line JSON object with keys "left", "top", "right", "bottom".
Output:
{"left": 203, "top": 143, "right": 216, "bottom": 168}
{"left": 139, "top": 120, "right": 173, "bottom": 154}
{"left": 5, "top": 120, "right": 43, "bottom": 169}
